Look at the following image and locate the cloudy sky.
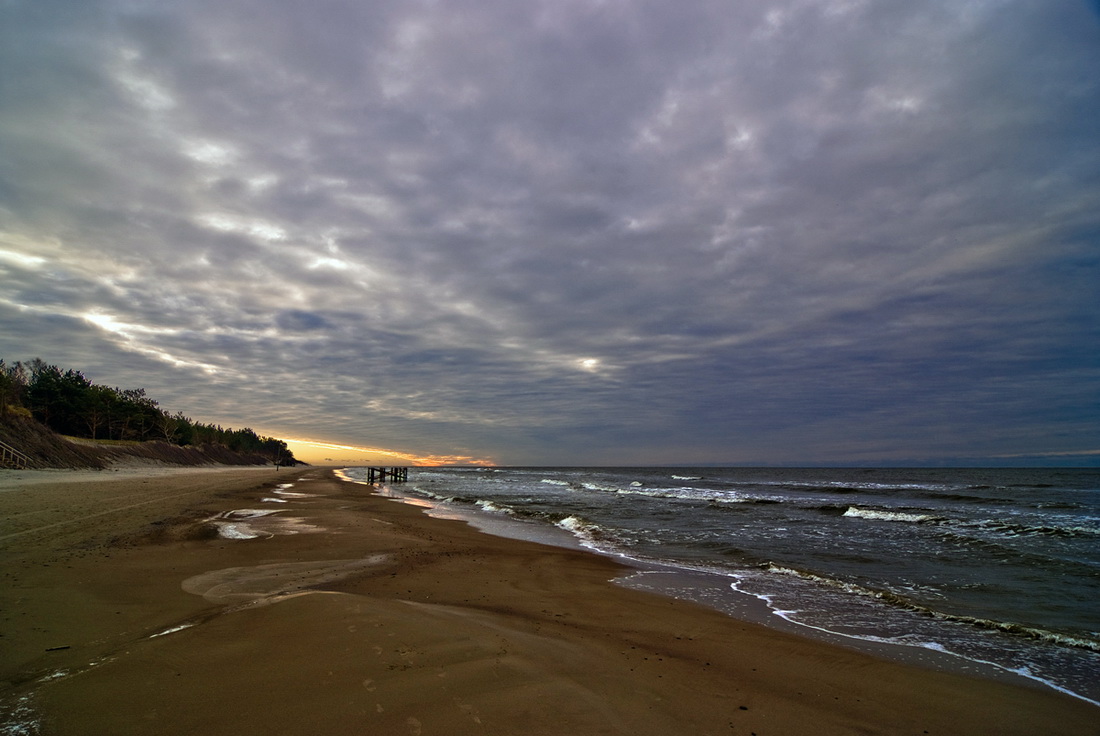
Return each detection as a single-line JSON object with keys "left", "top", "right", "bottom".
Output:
{"left": 2, "top": 0, "right": 1098, "bottom": 466}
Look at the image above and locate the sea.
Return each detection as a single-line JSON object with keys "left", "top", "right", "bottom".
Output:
{"left": 339, "top": 466, "right": 1100, "bottom": 706}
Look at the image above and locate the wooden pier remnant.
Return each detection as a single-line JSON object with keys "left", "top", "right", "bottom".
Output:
{"left": 365, "top": 466, "right": 409, "bottom": 483}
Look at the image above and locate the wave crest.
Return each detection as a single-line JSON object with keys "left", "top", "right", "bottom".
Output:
{"left": 843, "top": 507, "right": 945, "bottom": 524}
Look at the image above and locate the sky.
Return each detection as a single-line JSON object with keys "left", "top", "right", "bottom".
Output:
{"left": 1, "top": 0, "right": 1098, "bottom": 466}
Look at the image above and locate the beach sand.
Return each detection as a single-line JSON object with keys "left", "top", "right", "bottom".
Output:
{"left": 1, "top": 466, "right": 1096, "bottom": 735}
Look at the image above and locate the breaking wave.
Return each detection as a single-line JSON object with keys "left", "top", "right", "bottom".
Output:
{"left": 843, "top": 507, "right": 946, "bottom": 524}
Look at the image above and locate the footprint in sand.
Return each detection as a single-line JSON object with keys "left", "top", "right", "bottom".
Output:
{"left": 454, "top": 699, "right": 482, "bottom": 725}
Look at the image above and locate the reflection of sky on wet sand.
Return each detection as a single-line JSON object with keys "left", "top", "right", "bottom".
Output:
{"left": 208, "top": 483, "right": 325, "bottom": 538}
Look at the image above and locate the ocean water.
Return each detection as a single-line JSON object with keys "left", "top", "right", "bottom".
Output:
{"left": 340, "top": 466, "right": 1100, "bottom": 706}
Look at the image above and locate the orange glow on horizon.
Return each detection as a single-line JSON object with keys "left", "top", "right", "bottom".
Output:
{"left": 282, "top": 437, "right": 496, "bottom": 467}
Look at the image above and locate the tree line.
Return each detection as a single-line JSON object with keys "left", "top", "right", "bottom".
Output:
{"left": 0, "top": 358, "right": 298, "bottom": 465}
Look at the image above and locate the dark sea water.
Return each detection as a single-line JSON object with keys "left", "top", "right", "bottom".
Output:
{"left": 340, "top": 466, "right": 1100, "bottom": 706}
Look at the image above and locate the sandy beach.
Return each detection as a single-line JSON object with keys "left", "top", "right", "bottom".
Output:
{"left": 1, "top": 467, "right": 1096, "bottom": 735}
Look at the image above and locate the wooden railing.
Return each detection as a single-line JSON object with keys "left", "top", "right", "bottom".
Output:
{"left": 0, "top": 439, "right": 32, "bottom": 469}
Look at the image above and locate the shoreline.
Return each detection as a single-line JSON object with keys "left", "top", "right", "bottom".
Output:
{"left": 357, "top": 469, "right": 1100, "bottom": 705}
{"left": 1, "top": 467, "right": 1096, "bottom": 734}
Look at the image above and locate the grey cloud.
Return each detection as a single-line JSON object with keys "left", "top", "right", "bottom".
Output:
{"left": 275, "top": 310, "right": 330, "bottom": 332}
{"left": 1, "top": 0, "right": 1097, "bottom": 463}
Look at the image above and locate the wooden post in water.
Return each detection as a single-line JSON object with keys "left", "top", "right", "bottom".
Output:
{"left": 365, "top": 466, "right": 408, "bottom": 483}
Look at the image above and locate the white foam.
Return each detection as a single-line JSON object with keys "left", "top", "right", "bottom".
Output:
{"left": 554, "top": 516, "right": 605, "bottom": 551}
{"left": 581, "top": 482, "right": 619, "bottom": 492}
{"left": 843, "top": 507, "right": 940, "bottom": 523}
{"left": 261, "top": 497, "right": 288, "bottom": 503}
{"left": 2, "top": 695, "right": 40, "bottom": 736}
{"left": 556, "top": 515, "right": 590, "bottom": 534}
{"left": 419, "top": 487, "right": 457, "bottom": 502}
{"left": 476, "top": 500, "right": 514, "bottom": 515}
{"left": 38, "top": 669, "right": 69, "bottom": 682}
{"left": 727, "top": 579, "right": 1100, "bottom": 709}
{"left": 149, "top": 623, "right": 196, "bottom": 638}
{"left": 214, "top": 522, "right": 266, "bottom": 539}
{"left": 221, "top": 509, "right": 282, "bottom": 519}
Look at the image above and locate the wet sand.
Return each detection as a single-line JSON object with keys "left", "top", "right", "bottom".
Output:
{"left": 1, "top": 467, "right": 1096, "bottom": 735}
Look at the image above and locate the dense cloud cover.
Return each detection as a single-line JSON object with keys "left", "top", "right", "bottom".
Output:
{"left": 2, "top": 0, "right": 1098, "bottom": 464}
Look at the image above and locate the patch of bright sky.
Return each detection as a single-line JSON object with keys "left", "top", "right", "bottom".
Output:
{"left": 197, "top": 213, "right": 287, "bottom": 242}
{"left": 0, "top": 231, "right": 65, "bottom": 264}
{"left": 247, "top": 174, "right": 279, "bottom": 193}
{"left": 521, "top": 347, "right": 618, "bottom": 378}
{"left": 83, "top": 311, "right": 180, "bottom": 337}
{"left": 364, "top": 397, "right": 497, "bottom": 426}
{"left": 183, "top": 139, "right": 239, "bottom": 166}
{"left": 578, "top": 358, "right": 601, "bottom": 372}
{"left": 0, "top": 249, "right": 47, "bottom": 269}
{"left": 282, "top": 437, "right": 494, "bottom": 466}
{"left": 308, "top": 256, "right": 353, "bottom": 271}
{"left": 113, "top": 49, "right": 176, "bottom": 112}
{"left": 83, "top": 311, "right": 222, "bottom": 374}
{"left": 725, "top": 125, "right": 755, "bottom": 151}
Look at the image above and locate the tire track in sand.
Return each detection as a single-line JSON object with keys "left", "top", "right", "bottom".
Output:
{"left": 0, "top": 471, "right": 295, "bottom": 545}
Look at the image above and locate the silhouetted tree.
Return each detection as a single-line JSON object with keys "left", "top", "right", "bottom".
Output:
{"left": 3, "top": 356, "right": 299, "bottom": 464}
{"left": 27, "top": 361, "right": 93, "bottom": 436}
{"left": 0, "top": 360, "right": 28, "bottom": 416}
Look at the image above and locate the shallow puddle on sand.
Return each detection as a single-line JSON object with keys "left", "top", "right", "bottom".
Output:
{"left": 207, "top": 508, "right": 323, "bottom": 539}
{"left": 272, "top": 483, "right": 321, "bottom": 500}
